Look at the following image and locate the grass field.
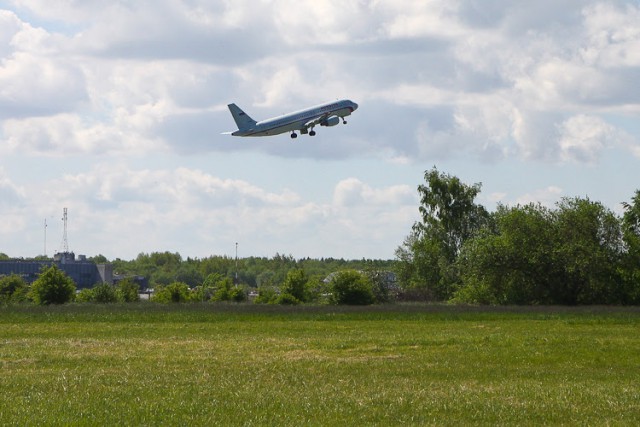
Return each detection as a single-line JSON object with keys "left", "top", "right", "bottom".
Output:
{"left": 1, "top": 304, "right": 639, "bottom": 425}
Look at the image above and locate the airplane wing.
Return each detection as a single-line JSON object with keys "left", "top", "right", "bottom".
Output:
{"left": 300, "top": 112, "right": 331, "bottom": 131}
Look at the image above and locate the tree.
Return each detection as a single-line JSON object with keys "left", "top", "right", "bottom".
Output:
{"left": 621, "top": 190, "right": 640, "bottom": 303}
{"left": 329, "top": 270, "right": 374, "bottom": 305}
{"left": 397, "top": 168, "right": 489, "bottom": 300}
{"left": 280, "top": 269, "right": 307, "bottom": 302}
{"left": 0, "top": 274, "right": 28, "bottom": 303}
{"left": 552, "top": 197, "right": 624, "bottom": 304}
{"left": 455, "top": 204, "right": 557, "bottom": 304}
{"left": 29, "top": 265, "right": 76, "bottom": 305}
{"left": 415, "top": 167, "right": 490, "bottom": 259}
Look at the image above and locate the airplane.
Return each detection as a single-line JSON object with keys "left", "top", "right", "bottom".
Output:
{"left": 224, "top": 99, "right": 358, "bottom": 138}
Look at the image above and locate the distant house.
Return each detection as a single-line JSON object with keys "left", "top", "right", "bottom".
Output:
{"left": 0, "top": 252, "right": 113, "bottom": 289}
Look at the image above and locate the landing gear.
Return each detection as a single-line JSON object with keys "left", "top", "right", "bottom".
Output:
{"left": 342, "top": 119, "right": 347, "bottom": 124}
{"left": 290, "top": 132, "right": 298, "bottom": 139}
{"left": 309, "top": 130, "right": 316, "bottom": 136}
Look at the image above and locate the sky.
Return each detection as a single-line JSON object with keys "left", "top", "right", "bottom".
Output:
{"left": 1, "top": 0, "right": 639, "bottom": 261}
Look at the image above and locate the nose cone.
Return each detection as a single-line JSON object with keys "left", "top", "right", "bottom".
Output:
{"left": 351, "top": 101, "right": 358, "bottom": 111}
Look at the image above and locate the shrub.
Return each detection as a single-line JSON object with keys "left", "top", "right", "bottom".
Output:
{"left": 275, "top": 293, "right": 301, "bottom": 305}
{"left": 116, "top": 278, "right": 140, "bottom": 302}
{"left": 254, "top": 286, "right": 278, "bottom": 304}
{"left": 152, "top": 282, "right": 190, "bottom": 303}
{"left": 76, "top": 288, "right": 95, "bottom": 303}
{"left": 29, "top": 265, "right": 76, "bottom": 305}
{"left": 0, "top": 274, "right": 28, "bottom": 303}
{"left": 229, "top": 286, "right": 247, "bottom": 302}
{"left": 93, "top": 283, "right": 118, "bottom": 303}
{"left": 329, "top": 270, "right": 374, "bottom": 305}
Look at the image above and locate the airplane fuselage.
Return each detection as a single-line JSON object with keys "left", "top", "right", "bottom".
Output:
{"left": 226, "top": 99, "right": 358, "bottom": 138}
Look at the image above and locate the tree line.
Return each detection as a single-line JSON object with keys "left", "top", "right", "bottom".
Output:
{"left": 396, "top": 167, "right": 640, "bottom": 305}
{"left": 0, "top": 255, "right": 396, "bottom": 306}
{"left": 4, "top": 167, "right": 639, "bottom": 306}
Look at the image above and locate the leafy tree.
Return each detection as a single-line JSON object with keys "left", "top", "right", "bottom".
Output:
{"left": 211, "top": 277, "right": 234, "bottom": 302}
{"left": 281, "top": 269, "right": 307, "bottom": 302}
{"left": 90, "top": 254, "right": 109, "bottom": 263}
{"left": 329, "top": 270, "right": 374, "bottom": 305}
{"left": 29, "top": 265, "right": 76, "bottom": 305}
{"left": 552, "top": 197, "right": 624, "bottom": 304}
{"left": 455, "top": 204, "right": 557, "bottom": 304}
{"left": 152, "top": 282, "right": 190, "bottom": 303}
{"left": 621, "top": 190, "right": 640, "bottom": 303}
{"left": 455, "top": 198, "right": 628, "bottom": 305}
{"left": 397, "top": 168, "right": 489, "bottom": 300}
{"left": 415, "top": 167, "right": 489, "bottom": 259}
{"left": 365, "top": 270, "right": 396, "bottom": 304}
{"left": 0, "top": 274, "right": 28, "bottom": 303}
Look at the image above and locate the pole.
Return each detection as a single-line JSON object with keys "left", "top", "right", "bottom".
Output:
{"left": 235, "top": 242, "right": 238, "bottom": 287}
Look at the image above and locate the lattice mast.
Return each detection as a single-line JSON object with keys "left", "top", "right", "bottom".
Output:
{"left": 61, "top": 207, "right": 69, "bottom": 253}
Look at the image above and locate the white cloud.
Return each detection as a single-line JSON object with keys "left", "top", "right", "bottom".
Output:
{"left": 515, "top": 186, "right": 564, "bottom": 208}
{"left": 557, "top": 114, "right": 619, "bottom": 163}
{"left": 1, "top": 0, "right": 640, "bottom": 259}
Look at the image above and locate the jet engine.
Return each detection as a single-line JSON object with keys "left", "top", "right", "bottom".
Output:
{"left": 320, "top": 116, "right": 340, "bottom": 127}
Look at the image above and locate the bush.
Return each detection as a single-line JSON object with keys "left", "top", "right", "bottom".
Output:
{"left": 275, "top": 293, "right": 300, "bottom": 305}
{"left": 254, "top": 286, "right": 278, "bottom": 304}
{"left": 116, "top": 278, "right": 140, "bottom": 302}
{"left": 29, "top": 265, "right": 76, "bottom": 305}
{"left": 229, "top": 286, "right": 247, "bottom": 302}
{"left": 0, "top": 274, "right": 28, "bottom": 303}
{"left": 76, "top": 288, "right": 95, "bottom": 303}
{"left": 152, "top": 282, "right": 190, "bottom": 303}
{"left": 329, "top": 270, "right": 374, "bottom": 305}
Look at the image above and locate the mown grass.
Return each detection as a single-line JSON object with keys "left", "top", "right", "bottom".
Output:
{"left": 1, "top": 304, "right": 639, "bottom": 425}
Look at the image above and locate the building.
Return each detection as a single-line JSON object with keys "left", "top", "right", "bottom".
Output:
{"left": 0, "top": 252, "right": 113, "bottom": 289}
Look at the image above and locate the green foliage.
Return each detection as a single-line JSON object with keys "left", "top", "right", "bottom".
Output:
{"left": 116, "top": 278, "right": 140, "bottom": 302}
{"left": 76, "top": 283, "right": 118, "bottom": 303}
{"left": 397, "top": 167, "right": 489, "bottom": 301}
{"left": 275, "top": 293, "right": 300, "bottom": 305}
{"left": 211, "top": 277, "right": 234, "bottom": 302}
{"left": 0, "top": 274, "right": 28, "bottom": 303}
{"left": 329, "top": 270, "right": 374, "bottom": 305}
{"left": 29, "top": 265, "right": 76, "bottom": 305}
{"left": 75, "top": 288, "right": 94, "bottom": 303}
{"left": 254, "top": 286, "right": 278, "bottom": 304}
{"left": 280, "top": 269, "right": 307, "bottom": 302}
{"left": 455, "top": 198, "right": 633, "bottom": 305}
{"left": 229, "top": 286, "right": 247, "bottom": 302}
{"left": 93, "top": 283, "right": 118, "bottom": 303}
{"left": 152, "top": 282, "right": 190, "bottom": 303}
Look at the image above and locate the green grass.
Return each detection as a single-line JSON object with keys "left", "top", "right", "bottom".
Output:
{"left": 1, "top": 304, "right": 640, "bottom": 425}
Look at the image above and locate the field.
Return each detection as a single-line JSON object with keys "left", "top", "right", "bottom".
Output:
{"left": 1, "top": 304, "right": 640, "bottom": 425}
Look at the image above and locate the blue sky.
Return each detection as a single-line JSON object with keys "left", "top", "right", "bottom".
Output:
{"left": 1, "top": 0, "right": 639, "bottom": 260}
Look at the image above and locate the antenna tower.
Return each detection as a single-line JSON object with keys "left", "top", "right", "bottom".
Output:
{"left": 61, "top": 208, "right": 69, "bottom": 253}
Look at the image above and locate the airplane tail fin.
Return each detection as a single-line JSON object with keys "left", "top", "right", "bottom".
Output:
{"left": 227, "top": 103, "right": 257, "bottom": 131}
